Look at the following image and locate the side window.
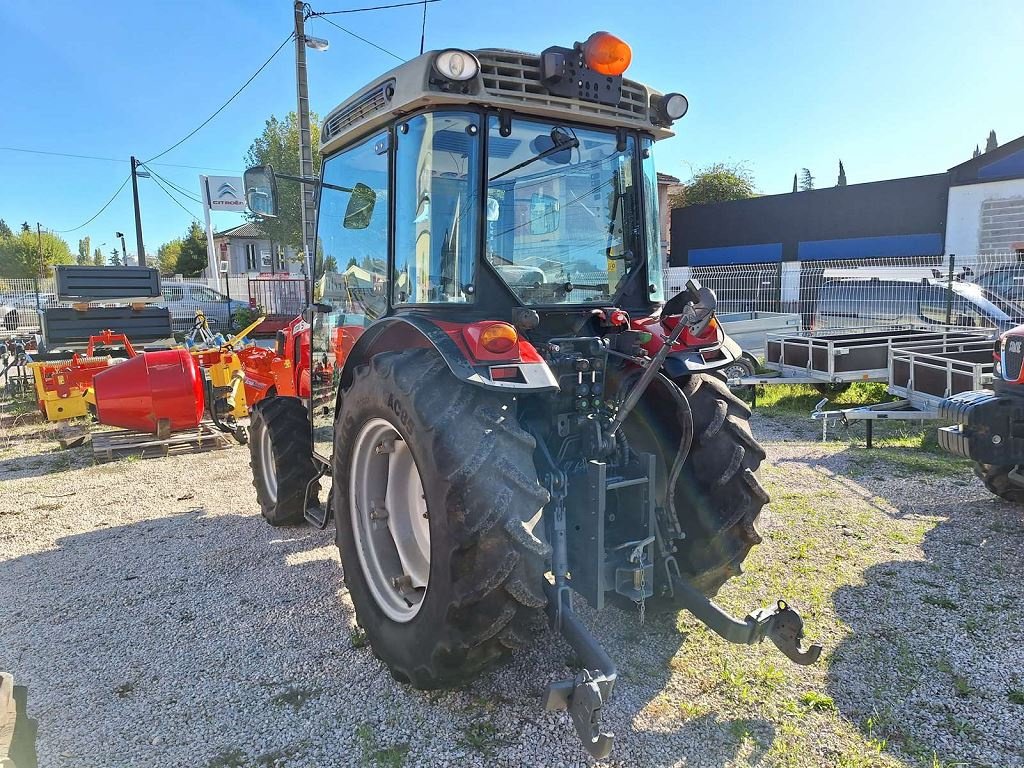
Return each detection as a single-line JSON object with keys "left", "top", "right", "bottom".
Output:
{"left": 316, "top": 131, "right": 390, "bottom": 320}
{"left": 393, "top": 112, "right": 480, "bottom": 304}
{"left": 163, "top": 286, "right": 183, "bottom": 302}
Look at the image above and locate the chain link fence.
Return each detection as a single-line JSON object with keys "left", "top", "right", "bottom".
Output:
{"left": 668, "top": 252, "right": 1024, "bottom": 334}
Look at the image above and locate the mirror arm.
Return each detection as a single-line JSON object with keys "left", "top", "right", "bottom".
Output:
{"left": 273, "top": 172, "right": 352, "bottom": 195}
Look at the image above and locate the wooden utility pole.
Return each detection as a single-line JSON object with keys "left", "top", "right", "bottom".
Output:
{"left": 130, "top": 156, "right": 147, "bottom": 266}
{"left": 294, "top": 1, "right": 317, "bottom": 279}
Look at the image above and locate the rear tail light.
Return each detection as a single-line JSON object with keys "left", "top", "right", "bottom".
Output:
{"left": 479, "top": 322, "right": 518, "bottom": 354}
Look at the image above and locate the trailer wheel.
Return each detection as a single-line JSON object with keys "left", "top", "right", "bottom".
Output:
{"left": 974, "top": 463, "right": 1024, "bottom": 504}
{"left": 249, "top": 396, "right": 320, "bottom": 526}
{"left": 674, "top": 373, "right": 768, "bottom": 596}
{"left": 334, "top": 349, "right": 550, "bottom": 689}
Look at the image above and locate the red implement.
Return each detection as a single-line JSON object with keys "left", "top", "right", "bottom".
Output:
{"left": 92, "top": 348, "right": 204, "bottom": 434}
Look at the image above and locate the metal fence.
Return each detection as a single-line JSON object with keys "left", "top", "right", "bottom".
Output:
{"left": 0, "top": 273, "right": 286, "bottom": 336}
{"left": 667, "top": 252, "right": 1024, "bottom": 334}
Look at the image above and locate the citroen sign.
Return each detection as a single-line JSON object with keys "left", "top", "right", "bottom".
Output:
{"left": 203, "top": 175, "right": 247, "bottom": 211}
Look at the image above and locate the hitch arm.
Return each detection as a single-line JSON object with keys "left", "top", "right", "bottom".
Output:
{"left": 542, "top": 583, "right": 617, "bottom": 759}
{"left": 670, "top": 575, "right": 822, "bottom": 665}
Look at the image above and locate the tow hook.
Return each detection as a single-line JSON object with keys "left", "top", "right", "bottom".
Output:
{"left": 669, "top": 574, "right": 822, "bottom": 665}
{"left": 542, "top": 583, "right": 616, "bottom": 759}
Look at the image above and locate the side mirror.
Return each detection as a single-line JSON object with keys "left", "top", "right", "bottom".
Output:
{"left": 343, "top": 183, "right": 377, "bottom": 230}
{"left": 244, "top": 165, "right": 279, "bottom": 217}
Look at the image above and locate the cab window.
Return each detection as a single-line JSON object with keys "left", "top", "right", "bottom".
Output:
{"left": 315, "top": 131, "right": 390, "bottom": 320}
{"left": 393, "top": 112, "right": 480, "bottom": 304}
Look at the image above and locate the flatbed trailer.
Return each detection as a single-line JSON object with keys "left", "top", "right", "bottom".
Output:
{"left": 734, "top": 326, "right": 993, "bottom": 392}
{"left": 811, "top": 338, "right": 996, "bottom": 446}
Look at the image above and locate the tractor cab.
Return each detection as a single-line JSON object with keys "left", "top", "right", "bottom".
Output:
{"left": 244, "top": 33, "right": 818, "bottom": 760}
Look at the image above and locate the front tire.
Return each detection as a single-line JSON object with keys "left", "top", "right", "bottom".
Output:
{"left": 334, "top": 349, "right": 550, "bottom": 689}
{"left": 249, "top": 397, "right": 320, "bottom": 526}
{"left": 974, "top": 463, "right": 1024, "bottom": 504}
{"left": 675, "top": 374, "right": 769, "bottom": 596}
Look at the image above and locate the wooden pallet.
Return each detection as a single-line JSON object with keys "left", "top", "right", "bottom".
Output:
{"left": 91, "top": 421, "right": 234, "bottom": 462}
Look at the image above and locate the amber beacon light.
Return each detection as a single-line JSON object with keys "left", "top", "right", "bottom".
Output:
{"left": 583, "top": 32, "right": 632, "bottom": 76}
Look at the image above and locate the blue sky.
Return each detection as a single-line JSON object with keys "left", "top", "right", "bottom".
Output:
{"left": 1, "top": 0, "right": 1021, "bottom": 257}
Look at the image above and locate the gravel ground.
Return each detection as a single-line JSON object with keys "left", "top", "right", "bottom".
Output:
{"left": 1, "top": 409, "right": 1023, "bottom": 768}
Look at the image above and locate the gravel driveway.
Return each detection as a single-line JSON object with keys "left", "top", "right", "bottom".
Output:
{"left": 1, "top": 412, "right": 1022, "bottom": 767}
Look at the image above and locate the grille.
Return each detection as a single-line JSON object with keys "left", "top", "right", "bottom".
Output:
{"left": 476, "top": 50, "right": 650, "bottom": 124}
{"left": 1003, "top": 334, "right": 1024, "bottom": 381}
{"left": 323, "top": 79, "right": 394, "bottom": 142}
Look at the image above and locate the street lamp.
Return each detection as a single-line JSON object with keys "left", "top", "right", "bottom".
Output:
{"left": 115, "top": 232, "right": 128, "bottom": 263}
{"left": 305, "top": 34, "right": 329, "bottom": 51}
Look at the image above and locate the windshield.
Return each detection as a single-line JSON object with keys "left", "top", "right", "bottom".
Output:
{"left": 485, "top": 116, "right": 642, "bottom": 305}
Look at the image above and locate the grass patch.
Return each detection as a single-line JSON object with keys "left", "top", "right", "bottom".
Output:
{"left": 1008, "top": 688, "right": 1024, "bottom": 705}
{"left": 271, "top": 684, "right": 319, "bottom": 711}
{"left": 747, "top": 381, "right": 890, "bottom": 416}
{"left": 460, "top": 720, "right": 503, "bottom": 755}
{"left": 355, "top": 724, "right": 410, "bottom": 768}
{"left": 924, "top": 595, "right": 958, "bottom": 610}
{"left": 350, "top": 626, "right": 369, "bottom": 649}
{"left": 799, "top": 691, "right": 836, "bottom": 711}
{"left": 206, "top": 748, "right": 247, "bottom": 768}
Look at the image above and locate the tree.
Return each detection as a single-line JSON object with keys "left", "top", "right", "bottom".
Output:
{"left": 0, "top": 229, "right": 73, "bottom": 277}
{"left": 175, "top": 222, "right": 209, "bottom": 277}
{"left": 323, "top": 255, "right": 339, "bottom": 273}
{"left": 110, "top": 248, "right": 122, "bottom": 267}
{"left": 837, "top": 160, "right": 847, "bottom": 187}
{"left": 673, "top": 162, "right": 756, "bottom": 207}
{"left": 0, "top": 220, "right": 11, "bottom": 239}
{"left": 972, "top": 144, "right": 981, "bottom": 159}
{"left": 986, "top": 130, "right": 998, "bottom": 153}
{"left": 93, "top": 247, "right": 104, "bottom": 267}
{"left": 158, "top": 238, "right": 184, "bottom": 276}
{"left": 799, "top": 168, "right": 815, "bottom": 191}
{"left": 792, "top": 173, "right": 798, "bottom": 193}
{"left": 244, "top": 111, "right": 321, "bottom": 251}
{"left": 20, "top": 222, "right": 30, "bottom": 233}
{"left": 77, "top": 236, "right": 91, "bottom": 265}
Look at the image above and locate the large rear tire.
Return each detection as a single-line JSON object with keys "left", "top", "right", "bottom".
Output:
{"left": 674, "top": 373, "right": 768, "bottom": 596}
{"left": 974, "top": 463, "right": 1024, "bottom": 504}
{"left": 334, "top": 349, "right": 550, "bottom": 689}
{"left": 249, "top": 396, "right": 320, "bottom": 526}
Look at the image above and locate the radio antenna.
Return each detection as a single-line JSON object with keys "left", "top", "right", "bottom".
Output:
{"left": 419, "top": 0, "right": 428, "bottom": 54}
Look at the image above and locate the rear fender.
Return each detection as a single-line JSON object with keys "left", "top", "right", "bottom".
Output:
{"left": 338, "top": 315, "right": 558, "bottom": 395}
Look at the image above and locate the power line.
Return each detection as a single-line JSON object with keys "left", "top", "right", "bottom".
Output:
{"left": 313, "top": 14, "right": 404, "bottom": 61}
{"left": 0, "top": 146, "right": 242, "bottom": 173}
{"left": 312, "top": 0, "right": 439, "bottom": 14}
{"left": 53, "top": 175, "right": 132, "bottom": 233}
{"left": 143, "top": 165, "right": 204, "bottom": 205}
{"left": 147, "top": 171, "right": 203, "bottom": 223}
{"left": 144, "top": 32, "right": 295, "bottom": 164}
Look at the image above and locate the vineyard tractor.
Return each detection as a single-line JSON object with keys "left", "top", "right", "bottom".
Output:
{"left": 244, "top": 31, "right": 821, "bottom": 757}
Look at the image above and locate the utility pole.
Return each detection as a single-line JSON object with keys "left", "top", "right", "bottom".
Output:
{"left": 36, "top": 223, "right": 44, "bottom": 310}
{"left": 294, "top": 1, "right": 317, "bottom": 282}
{"left": 130, "top": 156, "right": 147, "bottom": 266}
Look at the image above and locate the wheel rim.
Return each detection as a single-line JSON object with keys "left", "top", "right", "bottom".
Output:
{"left": 724, "top": 363, "right": 750, "bottom": 380}
{"left": 258, "top": 423, "right": 278, "bottom": 504}
{"left": 350, "top": 417, "right": 430, "bottom": 623}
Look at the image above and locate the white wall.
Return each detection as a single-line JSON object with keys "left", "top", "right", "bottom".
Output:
{"left": 945, "top": 178, "right": 1024, "bottom": 257}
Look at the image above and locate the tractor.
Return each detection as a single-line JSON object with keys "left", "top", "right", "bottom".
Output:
{"left": 244, "top": 32, "right": 820, "bottom": 757}
{"left": 939, "top": 323, "right": 1024, "bottom": 503}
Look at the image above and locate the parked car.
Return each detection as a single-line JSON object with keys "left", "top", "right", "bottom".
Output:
{"left": 973, "top": 264, "right": 1024, "bottom": 307}
{"left": 0, "top": 293, "right": 59, "bottom": 332}
{"left": 159, "top": 283, "right": 249, "bottom": 333}
{"left": 812, "top": 278, "right": 1024, "bottom": 333}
